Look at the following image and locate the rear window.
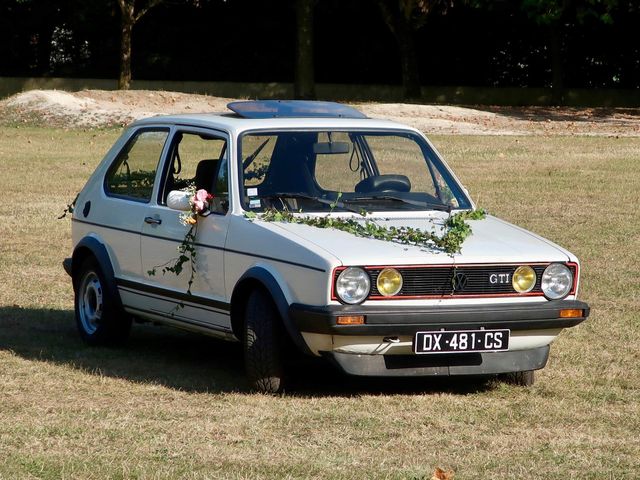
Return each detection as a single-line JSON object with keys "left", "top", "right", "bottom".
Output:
{"left": 105, "top": 129, "right": 169, "bottom": 201}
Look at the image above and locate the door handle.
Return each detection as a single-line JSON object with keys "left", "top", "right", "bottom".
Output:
{"left": 144, "top": 216, "right": 162, "bottom": 225}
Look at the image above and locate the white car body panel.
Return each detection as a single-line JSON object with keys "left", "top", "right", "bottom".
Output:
{"left": 68, "top": 107, "right": 589, "bottom": 382}
{"left": 261, "top": 213, "right": 572, "bottom": 266}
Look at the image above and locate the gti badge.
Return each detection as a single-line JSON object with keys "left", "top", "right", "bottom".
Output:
{"left": 489, "top": 273, "right": 511, "bottom": 284}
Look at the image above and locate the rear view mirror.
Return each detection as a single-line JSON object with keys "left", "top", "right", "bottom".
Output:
{"left": 313, "top": 141, "right": 350, "bottom": 155}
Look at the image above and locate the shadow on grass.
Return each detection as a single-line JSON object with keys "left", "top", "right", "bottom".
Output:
{"left": 472, "top": 105, "right": 640, "bottom": 123}
{"left": 0, "top": 306, "right": 496, "bottom": 397}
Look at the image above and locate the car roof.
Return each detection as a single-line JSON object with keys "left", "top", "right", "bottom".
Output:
{"left": 131, "top": 113, "right": 416, "bottom": 136}
{"left": 129, "top": 101, "right": 419, "bottom": 137}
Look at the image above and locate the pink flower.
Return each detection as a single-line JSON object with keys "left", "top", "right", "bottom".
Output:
{"left": 193, "top": 189, "right": 211, "bottom": 213}
{"left": 193, "top": 199, "right": 205, "bottom": 212}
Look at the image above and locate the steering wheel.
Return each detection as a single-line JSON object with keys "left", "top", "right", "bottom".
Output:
{"left": 355, "top": 174, "right": 411, "bottom": 193}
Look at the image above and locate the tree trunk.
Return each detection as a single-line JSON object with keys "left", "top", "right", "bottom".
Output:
{"left": 376, "top": 0, "right": 422, "bottom": 101}
{"left": 118, "top": 2, "right": 135, "bottom": 90}
{"left": 549, "top": 25, "right": 564, "bottom": 105}
{"left": 294, "top": 0, "right": 316, "bottom": 100}
{"left": 395, "top": 19, "right": 422, "bottom": 100}
{"left": 36, "top": 25, "right": 54, "bottom": 75}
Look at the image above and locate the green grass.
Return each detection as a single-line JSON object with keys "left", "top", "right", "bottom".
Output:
{"left": 1, "top": 127, "right": 639, "bottom": 479}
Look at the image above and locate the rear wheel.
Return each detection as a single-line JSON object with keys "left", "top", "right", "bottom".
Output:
{"left": 244, "top": 289, "right": 286, "bottom": 393}
{"left": 74, "top": 257, "right": 131, "bottom": 346}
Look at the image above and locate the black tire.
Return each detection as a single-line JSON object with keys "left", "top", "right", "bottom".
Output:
{"left": 74, "top": 257, "right": 131, "bottom": 346}
{"left": 503, "top": 370, "right": 535, "bottom": 387}
{"left": 244, "top": 289, "right": 286, "bottom": 393}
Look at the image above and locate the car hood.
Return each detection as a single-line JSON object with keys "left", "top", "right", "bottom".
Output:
{"left": 267, "top": 213, "right": 572, "bottom": 266}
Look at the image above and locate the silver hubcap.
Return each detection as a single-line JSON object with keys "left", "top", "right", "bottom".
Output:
{"left": 79, "top": 271, "right": 103, "bottom": 335}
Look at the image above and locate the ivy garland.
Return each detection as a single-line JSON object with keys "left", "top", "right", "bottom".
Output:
{"left": 147, "top": 224, "right": 198, "bottom": 295}
{"left": 62, "top": 186, "right": 485, "bottom": 302}
{"left": 245, "top": 207, "right": 486, "bottom": 254}
{"left": 147, "top": 186, "right": 214, "bottom": 296}
{"left": 58, "top": 193, "right": 79, "bottom": 219}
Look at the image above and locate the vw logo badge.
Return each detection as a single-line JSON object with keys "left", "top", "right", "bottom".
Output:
{"left": 452, "top": 272, "right": 468, "bottom": 292}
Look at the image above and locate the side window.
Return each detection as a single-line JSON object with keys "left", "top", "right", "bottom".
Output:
{"left": 105, "top": 129, "right": 169, "bottom": 201}
{"left": 213, "top": 157, "right": 229, "bottom": 213}
{"left": 161, "top": 131, "right": 228, "bottom": 212}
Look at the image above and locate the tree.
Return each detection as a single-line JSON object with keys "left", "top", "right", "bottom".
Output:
{"left": 376, "top": 0, "right": 452, "bottom": 100}
{"left": 520, "top": 0, "right": 618, "bottom": 103}
{"left": 294, "top": 0, "right": 316, "bottom": 99}
{"left": 117, "top": 0, "right": 165, "bottom": 89}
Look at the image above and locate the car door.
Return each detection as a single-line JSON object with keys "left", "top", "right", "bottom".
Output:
{"left": 99, "top": 126, "right": 170, "bottom": 286}
{"left": 138, "top": 126, "right": 232, "bottom": 335}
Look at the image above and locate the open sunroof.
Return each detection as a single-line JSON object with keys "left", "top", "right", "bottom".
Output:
{"left": 227, "top": 100, "right": 367, "bottom": 119}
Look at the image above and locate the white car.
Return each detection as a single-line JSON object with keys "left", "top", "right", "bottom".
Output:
{"left": 64, "top": 100, "right": 589, "bottom": 393}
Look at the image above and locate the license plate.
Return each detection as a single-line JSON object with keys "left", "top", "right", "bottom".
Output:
{"left": 414, "top": 329, "right": 510, "bottom": 354}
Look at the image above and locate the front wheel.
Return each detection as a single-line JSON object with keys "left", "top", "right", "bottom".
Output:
{"left": 244, "top": 289, "right": 286, "bottom": 393}
{"left": 502, "top": 370, "right": 535, "bottom": 387}
{"left": 74, "top": 257, "right": 131, "bottom": 346}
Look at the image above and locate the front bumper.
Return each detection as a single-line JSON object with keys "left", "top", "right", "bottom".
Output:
{"left": 324, "top": 345, "right": 550, "bottom": 377}
{"left": 289, "top": 300, "right": 588, "bottom": 377}
{"left": 289, "top": 299, "right": 589, "bottom": 336}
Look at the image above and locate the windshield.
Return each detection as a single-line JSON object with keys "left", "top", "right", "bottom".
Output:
{"left": 239, "top": 130, "right": 471, "bottom": 213}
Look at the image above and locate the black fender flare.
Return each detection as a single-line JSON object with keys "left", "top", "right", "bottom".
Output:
{"left": 231, "top": 267, "right": 312, "bottom": 356}
{"left": 71, "top": 236, "right": 124, "bottom": 311}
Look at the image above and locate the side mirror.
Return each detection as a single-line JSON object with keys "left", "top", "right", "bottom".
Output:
{"left": 167, "top": 190, "right": 191, "bottom": 211}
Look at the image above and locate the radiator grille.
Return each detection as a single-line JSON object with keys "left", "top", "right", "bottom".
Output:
{"left": 333, "top": 263, "right": 577, "bottom": 299}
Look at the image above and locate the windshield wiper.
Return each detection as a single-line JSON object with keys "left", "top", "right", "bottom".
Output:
{"left": 345, "top": 194, "right": 452, "bottom": 212}
{"left": 261, "top": 192, "right": 364, "bottom": 214}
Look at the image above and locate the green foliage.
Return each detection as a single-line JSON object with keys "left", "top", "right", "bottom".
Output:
{"left": 57, "top": 193, "right": 79, "bottom": 219}
{"left": 244, "top": 164, "right": 269, "bottom": 183}
{"left": 520, "top": 0, "right": 619, "bottom": 25}
{"left": 247, "top": 208, "right": 486, "bottom": 254}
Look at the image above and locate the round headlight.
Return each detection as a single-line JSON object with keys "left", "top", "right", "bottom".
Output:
{"left": 512, "top": 266, "right": 536, "bottom": 293}
{"left": 376, "top": 268, "right": 403, "bottom": 297}
{"left": 541, "top": 263, "right": 573, "bottom": 300}
{"left": 336, "top": 267, "right": 371, "bottom": 304}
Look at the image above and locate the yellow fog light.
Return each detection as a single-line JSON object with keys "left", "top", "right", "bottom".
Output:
{"left": 512, "top": 266, "right": 536, "bottom": 293}
{"left": 376, "top": 268, "right": 403, "bottom": 297}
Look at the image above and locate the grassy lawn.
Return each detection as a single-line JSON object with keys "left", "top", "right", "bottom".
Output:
{"left": 0, "top": 126, "right": 638, "bottom": 479}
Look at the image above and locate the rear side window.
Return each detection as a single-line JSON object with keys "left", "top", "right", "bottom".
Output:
{"left": 105, "top": 129, "right": 169, "bottom": 201}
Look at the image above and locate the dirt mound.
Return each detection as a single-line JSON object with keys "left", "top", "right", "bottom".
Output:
{"left": 1, "top": 89, "right": 639, "bottom": 136}
{"left": 2, "top": 89, "right": 236, "bottom": 128}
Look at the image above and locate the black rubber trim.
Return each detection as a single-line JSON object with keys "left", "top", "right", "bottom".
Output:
{"left": 118, "top": 285, "right": 230, "bottom": 316}
{"left": 71, "top": 237, "right": 124, "bottom": 311}
{"left": 116, "top": 278, "right": 231, "bottom": 313}
{"left": 124, "top": 305, "right": 232, "bottom": 334}
{"left": 63, "top": 258, "right": 72, "bottom": 277}
{"left": 289, "top": 300, "right": 590, "bottom": 335}
{"left": 234, "top": 267, "right": 313, "bottom": 356}
{"left": 72, "top": 218, "right": 326, "bottom": 272}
